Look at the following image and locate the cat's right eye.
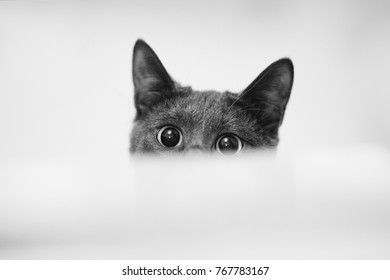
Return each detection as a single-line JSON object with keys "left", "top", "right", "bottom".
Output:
{"left": 157, "top": 126, "right": 182, "bottom": 148}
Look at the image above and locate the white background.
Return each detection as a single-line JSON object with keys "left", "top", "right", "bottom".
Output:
{"left": 0, "top": 0, "right": 390, "bottom": 260}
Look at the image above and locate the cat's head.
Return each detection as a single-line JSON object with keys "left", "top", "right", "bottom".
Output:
{"left": 130, "top": 39, "right": 293, "bottom": 155}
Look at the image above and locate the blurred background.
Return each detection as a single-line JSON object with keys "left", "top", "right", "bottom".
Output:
{"left": 0, "top": 0, "right": 389, "bottom": 259}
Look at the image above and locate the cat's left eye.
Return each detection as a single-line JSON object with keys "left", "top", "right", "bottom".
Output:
{"left": 216, "top": 134, "right": 242, "bottom": 155}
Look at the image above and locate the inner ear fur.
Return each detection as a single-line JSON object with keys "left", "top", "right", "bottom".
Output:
{"left": 239, "top": 58, "right": 294, "bottom": 128}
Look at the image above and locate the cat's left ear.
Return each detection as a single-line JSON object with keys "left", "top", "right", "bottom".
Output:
{"left": 240, "top": 58, "right": 294, "bottom": 129}
{"left": 132, "top": 39, "right": 175, "bottom": 118}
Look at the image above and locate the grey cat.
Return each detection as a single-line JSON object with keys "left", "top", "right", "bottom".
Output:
{"left": 130, "top": 39, "right": 293, "bottom": 155}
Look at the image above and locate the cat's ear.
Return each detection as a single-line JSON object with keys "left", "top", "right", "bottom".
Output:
{"left": 132, "top": 39, "right": 175, "bottom": 118}
{"left": 240, "top": 58, "right": 294, "bottom": 130}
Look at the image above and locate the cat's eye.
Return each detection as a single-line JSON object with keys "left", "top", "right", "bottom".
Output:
{"left": 157, "top": 126, "right": 183, "bottom": 148}
{"left": 216, "top": 134, "right": 242, "bottom": 155}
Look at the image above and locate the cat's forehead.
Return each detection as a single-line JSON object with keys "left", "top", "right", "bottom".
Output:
{"left": 180, "top": 90, "right": 230, "bottom": 115}
{"left": 151, "top": 90, "right": 233, "bottom": 125}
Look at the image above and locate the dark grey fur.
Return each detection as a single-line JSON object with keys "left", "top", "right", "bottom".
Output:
{"left": 130, "top": 39, "right": 294, "bottom": 155}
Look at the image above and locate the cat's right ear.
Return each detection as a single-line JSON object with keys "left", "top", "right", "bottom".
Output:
{"left": 132, "top": 39, "right": 175, "bottom": 118}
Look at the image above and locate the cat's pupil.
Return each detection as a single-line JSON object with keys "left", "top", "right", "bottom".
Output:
{"left": 218, "top": 136, "right": 239, "bottom": 154}
{"left": 160, "top": 127, "right": 180, "bottom": 147}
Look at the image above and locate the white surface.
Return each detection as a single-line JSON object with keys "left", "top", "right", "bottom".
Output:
{"left": 0, "top": 149, "right": 389, "bottom": 259}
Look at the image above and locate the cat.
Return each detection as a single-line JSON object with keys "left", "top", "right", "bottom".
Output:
{"left": 130, "top": 39, "right": 294, "bottom": 155}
